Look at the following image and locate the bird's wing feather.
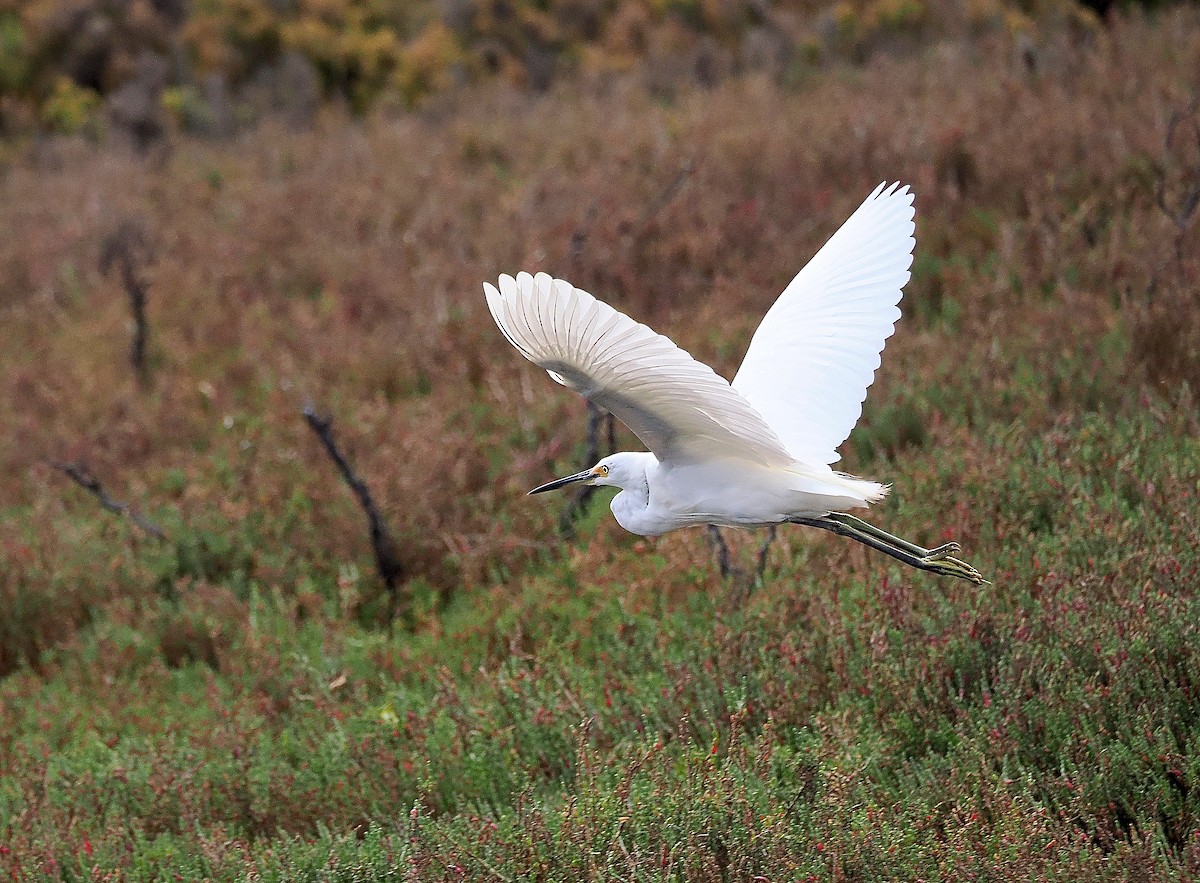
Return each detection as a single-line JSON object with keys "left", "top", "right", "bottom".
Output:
{"left": 485, "top": 272, "right": 794, "bottom": 467}
{"left": 731, "top": 182, "right": 915, "bottom": 465}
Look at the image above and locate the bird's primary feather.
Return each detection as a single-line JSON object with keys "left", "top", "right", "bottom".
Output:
{"left": 484, "top": 272, "right": 794, "bottom": 467}
{"left": 731, "top": 182, "right": 915, "bottom": 465}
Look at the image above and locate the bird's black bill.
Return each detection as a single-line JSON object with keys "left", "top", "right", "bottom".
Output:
{"left": 528, "top": 470, "right": 593, "bottom": 495}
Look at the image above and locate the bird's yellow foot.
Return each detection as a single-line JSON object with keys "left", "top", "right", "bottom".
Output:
{"left": 921, "top": 554, "right": 989, "bottom": 585}
{"left": 923, "top": 541, "right": 961, "bottom": 561}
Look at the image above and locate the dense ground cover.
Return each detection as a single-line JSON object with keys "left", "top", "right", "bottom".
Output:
{"left": 2, "top": 5, "right": 1200, "bottom": 878}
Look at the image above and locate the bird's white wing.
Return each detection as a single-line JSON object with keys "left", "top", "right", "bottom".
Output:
{"left": 731, "top": 182, "right": 916, "bottom": 466}
{"left": 485, "top": 272, "right": 794, "bottom": 467}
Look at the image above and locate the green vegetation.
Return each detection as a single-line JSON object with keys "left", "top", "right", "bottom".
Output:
{"left": 3, "top": 4, "right": 1200, "bottom": 878}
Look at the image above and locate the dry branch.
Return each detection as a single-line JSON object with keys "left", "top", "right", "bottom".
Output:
{"left": 569, "top": 201, "right": 599, "bottom": 272}
{"left": 557, "top": 403, "right": 616, "bottom": 540}
{"left": 52, "top": 460, "right": 166, "bottom": 539}
{"left": 302, "top": 404, "right": 404, "bottom": 624}
{"left": 1156, "top": 97, "right": 1200, "bottom": 235}
{"left": 637, "top": 159, "right": 695, "bottom": 228}
{"left": 99, "top": 221, "right": 153, "bottom": 386}
{"left": 755, "top": 525, "right": 777, "bottom": 579}
{"left": 1132, "top": 96, "right": 1200, "bottom": 390}
{"left": 708, "top": 524, "right": 734, "bottom": 578}
{"left": 708, "top": 523, "right": 777, "bottom": 603}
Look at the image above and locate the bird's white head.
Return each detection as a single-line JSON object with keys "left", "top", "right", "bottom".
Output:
{"left": 528, "top": 452, "right": 648, "bottom": 495}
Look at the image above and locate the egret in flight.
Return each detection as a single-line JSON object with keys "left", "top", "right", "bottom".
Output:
{"left": 485, "top": 183, "right": 986, "bottom": 584}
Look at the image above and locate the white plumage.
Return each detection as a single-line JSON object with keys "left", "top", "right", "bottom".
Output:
{"left": 732, "top": 181, "right": 913, "bottom": 466}
{"left": 485, "top": 182, "right": 986, "bottom": 583}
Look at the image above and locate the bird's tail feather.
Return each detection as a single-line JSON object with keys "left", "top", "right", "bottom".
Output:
{"left": 789, "top": 469, "right": 888, "bottom": 514}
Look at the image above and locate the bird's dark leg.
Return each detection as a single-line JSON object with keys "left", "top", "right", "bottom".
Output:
{"left": 788, "top": 513, "right": 988, "bottom": 585}
{"left": 826, "top": 512, "right": 961, "bottom": 561}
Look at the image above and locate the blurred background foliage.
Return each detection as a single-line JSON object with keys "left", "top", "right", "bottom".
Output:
{"left": 0, "top": 0, "right": 1144, "bottom": 140}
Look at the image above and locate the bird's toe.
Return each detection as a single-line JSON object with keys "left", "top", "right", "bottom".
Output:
{"left": 924, "top": 555, "right": 988, "bottom": 585}
{"left": 923, "top": 541, "right": 961, "bottom": 561}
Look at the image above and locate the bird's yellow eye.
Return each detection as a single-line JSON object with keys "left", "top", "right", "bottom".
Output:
{"left": 599, "top": 465, "right": 610, "bottom": 476}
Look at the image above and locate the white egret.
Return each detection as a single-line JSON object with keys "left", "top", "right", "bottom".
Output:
{"left": 485, "top": 183, "right": 986, "bottom": 584}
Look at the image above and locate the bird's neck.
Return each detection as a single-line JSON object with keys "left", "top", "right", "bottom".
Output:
{"left": 609, "top": 453, "right": 655, "bottom": 535}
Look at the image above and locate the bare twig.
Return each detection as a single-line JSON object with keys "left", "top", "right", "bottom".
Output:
{"left": 755, "top": 525, "right": 777, "bottom": 580}
{"left": 1149, "top": 96, "right": 1200, "bottom": 286}
{"left": 558, "top": 403, "right": 615, "bottom": 539}
{"left": 709, "top": 522, "right": 778, "bottom": 604}
{"left": 569, "top": 201, "right": 600, "bottom": 272}
{"left": 52, "top": 460, "right": 166, "bottom": 539}
{"left": 638, "top": 159, "right": 696, "bottom": 228}
{"left": 1159, "top": 101, "right": 1200, "bottom": 225}
{"left": 707, "top": 525, "right": 734, "bottom": 579}
{"left": 100, "top": 221, "right": 154, "bottom": 386}
{"left": 303, "top": 404, "right": 405, "bottom": 624}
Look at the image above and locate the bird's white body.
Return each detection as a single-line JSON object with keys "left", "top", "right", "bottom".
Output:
{"left": 485, "top": 182, "right": 988, "bottom": 583}
{"left": 597, "top": 452, "right": 883, "bottom": 537}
